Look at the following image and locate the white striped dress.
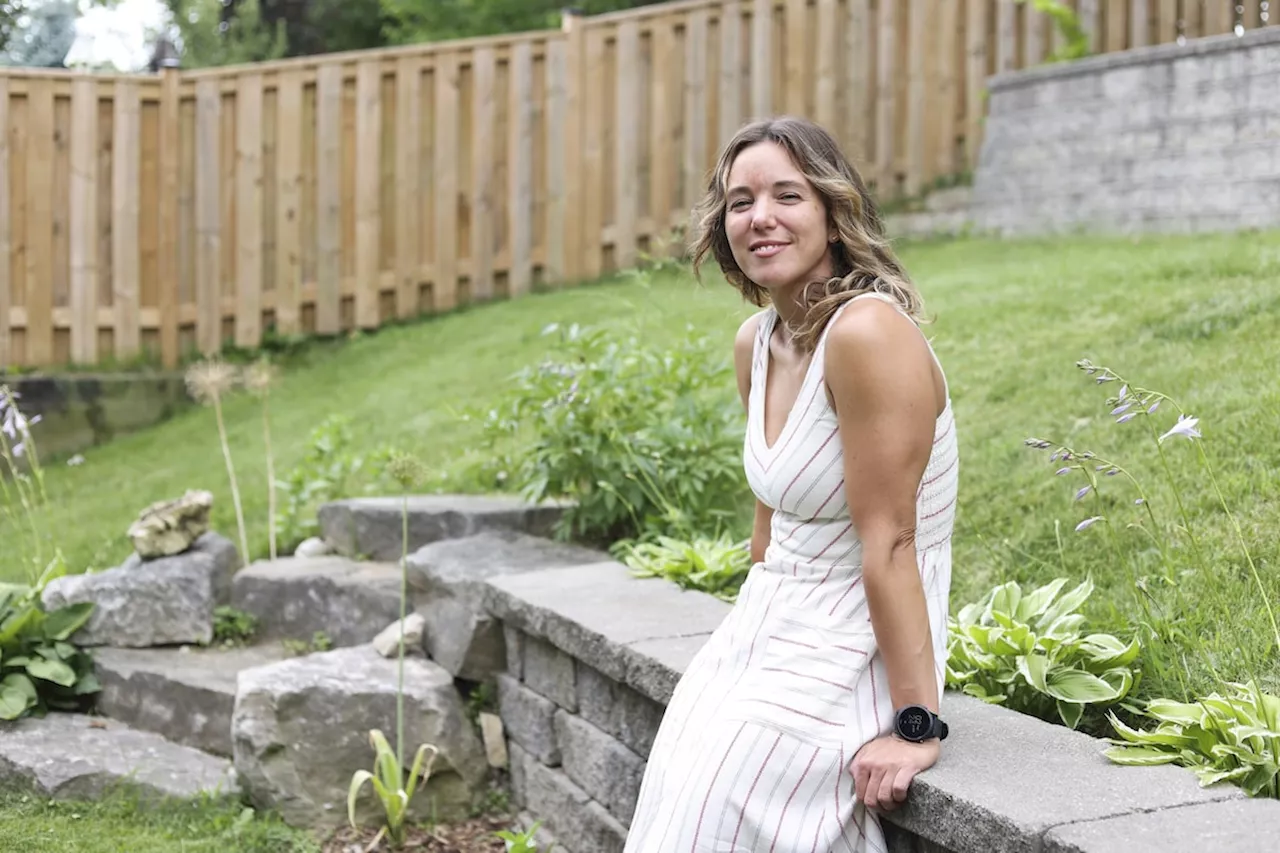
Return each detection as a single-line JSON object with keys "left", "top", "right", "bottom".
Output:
{"left": 624, "top": 294, "right": 959, "bottom": 853}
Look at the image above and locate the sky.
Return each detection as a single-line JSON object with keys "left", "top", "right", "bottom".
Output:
{"left": 64, "top": 0, "right": 171, "bottom": 72}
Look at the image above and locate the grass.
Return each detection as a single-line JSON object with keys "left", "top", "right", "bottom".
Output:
{"left": 0, "top": 789, "right": 319, "bottom": 852}
{"left": 3, "top": 229, "right": 1279, "bottom": 703}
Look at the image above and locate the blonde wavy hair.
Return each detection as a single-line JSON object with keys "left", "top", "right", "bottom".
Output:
{"left": 690, "top": 116, "right": 926, "bottom": 353}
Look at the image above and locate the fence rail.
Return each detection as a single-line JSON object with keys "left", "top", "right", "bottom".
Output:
{"left": 0, "top": 0, "right": 1272, "bottom": 370}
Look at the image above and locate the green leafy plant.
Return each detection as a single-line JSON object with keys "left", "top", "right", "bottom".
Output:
{"left": 946, "top": 577, "right": 1141, "bottom": 732}
{"left": 0, "top": 384, "right": 52, "bottom": 585}
{"left": 494, "top": 820, "right": 555, "bottom": 853}
{"left": 469, "top": 322, "right": 746, "bottom": 546}
{"left": 212, "top": 606, "right": 258, "bottom": 648}
{"left": 346, "top": 450, "right": 440, "bottom": 847}
{"left": 613, "top": 532, "right": 751, "bottom": 602}
{"left": 274, "top": 415, "right": 394, "bottom": 556}
{"left": 0, "top": 560, "right": 100, "bottom": 721}
{"left": 1017, "top": 0, "right": 1091, "bottom": 62}
{"left": 1105, "top": 681, "right": 1280, "bottom": 799}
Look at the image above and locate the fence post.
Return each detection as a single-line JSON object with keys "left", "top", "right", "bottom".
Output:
{"left": 560, "top": 8, "right": 586, "bottom": 286}
{"left": 158, "top": 67, "right": 181, "bottom": 368}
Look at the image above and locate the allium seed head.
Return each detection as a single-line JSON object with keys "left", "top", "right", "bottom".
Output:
{"left": 243, "top": 358, "right": 278, "bottom": 397}
{"left": 184, "top": 358, "right": 237, "bottom": 405}
{"left": 386, "top": 450, "right": 428, "bottom": 490}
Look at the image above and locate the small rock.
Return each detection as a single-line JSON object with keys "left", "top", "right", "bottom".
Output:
{"left": 294, "top": 537, "right": 332, "bottom": 558}
{"left": 372, "top": 612, "right": 427, "bottom": 658}
{"left": 127, "top": 490, "right": 215, "bottom": 559}
{"left": 479, "top": 712, "right": 508, "bottom": 769}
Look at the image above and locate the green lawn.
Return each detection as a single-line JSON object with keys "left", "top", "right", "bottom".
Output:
{"left": 4, "top": 229, "right": 1279, "bottom": 703}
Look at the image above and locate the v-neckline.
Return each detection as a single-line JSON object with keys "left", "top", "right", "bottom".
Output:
{"left": 757, "top": 309, "right": 821, "bottom": 454}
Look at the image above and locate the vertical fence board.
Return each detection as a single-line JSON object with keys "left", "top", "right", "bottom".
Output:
{"left": 0, "top": 78, "right": 9, "bottom": 369}
{"left": 846, "top": 0, "right": 874, "bottom": 168}
{"left": 434, "top": 52, "right": 460, "bottom": 309}
{"left": 235, "top": 74, "right": 263, "bottom": 347}
{"left": 813, "top": 0, "right": 839, "bottom": 131}
{"left": 157, "top": 71, "right": 180, "bottom": 365}
{"left": 26, "top": 79, "right": 54, "bottom": 365}
{"left": 614, "top": 23, "right": 641, "bottom": 269}
{"left": 582, "top": 30, "right": 606, "bottom": 280}
{"left": 874, "top": 0, "right": 899, "bottom": 191}
{"left": 69, "top": 77, "right": 98, "bottom": 365}
{"left": 354, "top": 60, "right": 382, "bottom": 326}
{"left": 718, "top": 0, "right": 743, "bottom": 146}
{"left": 545, "top": 39, "right": 568, "bottom": 283}
{"left": 965, "top": 0, "right": 989, "bottom": 169}
{"left": 509, "top": 41, "right": 535, "bottom": 296}
{"left": 395, "top": 57, "right": 422, "bottom": 317}
{"left": 470, "top": 47, "right": 497, "bottom": 301}
{"left": 751, "top": 0, "right": 773, "bottom": 116}
{"left": 904, "top": 0, "right": 931, "bottom": 196}
{"left": 684, "top": 9, "right": 709, "bottom": 212}
{"left": 275, "top": 70, "right": 303, "bottom": 334}
{"left": 649, "top": 18, "right": 676, "bottom": 239}
{"left": 315, "top": 64, "right": 342, "bottom": 334}
{"left": 195, "top": 80, "right": 221, "bottom": 355}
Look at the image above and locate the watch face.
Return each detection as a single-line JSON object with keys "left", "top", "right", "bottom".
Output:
{"left": 898, "top": 706, "right": 931, "bottom": 740}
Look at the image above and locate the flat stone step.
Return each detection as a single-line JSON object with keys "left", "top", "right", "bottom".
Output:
{"left": 317, "top": 494, "right": 569, "bottom": 562}
{"left": 93, "top": 645, "right": 290, "bottom": 757}
{"left": 230, "top": 555, "right": 405, "bottom": 648}
{"left": 0, "top": 712, "right": 238, "bottom": 803}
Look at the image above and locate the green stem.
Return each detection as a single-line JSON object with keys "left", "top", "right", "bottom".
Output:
{"left": 262, "top": 395, "right": 277, "bottom": 561}
{"left": 1143, "top": 415, "right": 1204, "bottom": 568}
{"left": 397, "top": 490, "right": 407, "bottom": 780}
{"left": 214, "top": 397, "right": 251, "bottom": 567}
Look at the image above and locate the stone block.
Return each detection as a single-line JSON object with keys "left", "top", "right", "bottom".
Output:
{"left": 504, "top": 625, "right": 524, "bottom": 680}
{"left": 406, "top": 529, "right": 605, "bottom": 681}
{"left": 496, "top": 673, "right": 560, "bottom": 766}
{"left": 881, "top": 695, "right": 1247, "bottom": 853}
{"left": 483, "top": 561, "right": 730, "bottom": 704}
{"left": 0, "top": 712, "right": 237, "bottom": 803}
{"left": 230, "top": 555, "right": 403, "bottom": 648}
{"left": 41, "top": 532, "right": 239, "bottom": 647}
{"left": 93, "top": 644, "right": 288, "bottom": 757}
{"left": 1043, "top": 797, "right": 1280, "bottom": 853}
{"left": 318, "top": 495, "right": 569, "bottom": 562}
{"left": 576, "top": 664, "right": 666, "bottom": 758}
{"left": 523, "top": 634, "right": 577, "bottom": 711}
{"left": 518, "top": 749, "right": 627, "bottom": 853}
{"left": 231, "top": 644, "right": 487, "bottom": 830}
{"left": 553, "top": 710, "right": 646, "bottom": 825}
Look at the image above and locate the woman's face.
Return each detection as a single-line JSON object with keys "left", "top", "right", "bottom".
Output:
{"left": 723, "top": 140, "right": 835, "bottom": 294}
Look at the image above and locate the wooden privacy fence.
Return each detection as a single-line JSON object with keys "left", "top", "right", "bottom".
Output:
{"left": 0, "top": 0, "right": 1272, "bottom": 371}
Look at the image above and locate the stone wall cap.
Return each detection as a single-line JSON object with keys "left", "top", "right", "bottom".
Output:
{"left": 1042, "top": 796, "right": 1280, "bottom": 853}
{"left": 988, "top": 26, "right": 1280, "bottom": 92}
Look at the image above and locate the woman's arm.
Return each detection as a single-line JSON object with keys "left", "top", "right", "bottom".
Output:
{"left": 823, "top": 298, "right": 943, "bottom": 812}
{"left": 734, "top": 313, "right": 774, "bottom": 565}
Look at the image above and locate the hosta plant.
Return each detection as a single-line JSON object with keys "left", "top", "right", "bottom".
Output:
{"left": 946, "top": 576, "right": 1141, "bottom": 732}
{"left": 612, "top": 532, "right": 752, "bottom": 602}
{"left": 1105, "top": 681, "right": 1280, "bottom": 799}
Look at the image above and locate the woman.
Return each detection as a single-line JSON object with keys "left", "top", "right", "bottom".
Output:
{"left": 623, "top": 117, "right": 958, "bottom": 852}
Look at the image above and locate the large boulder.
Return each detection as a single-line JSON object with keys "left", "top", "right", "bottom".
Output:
{"left": 231, "top": 644, "right": 489, "bottom": 830}
{"left": 406, "top": 530, "right": 608, "bottom": 682}
{"left": 40, "top": 532, "right": 239, "bottom": 647}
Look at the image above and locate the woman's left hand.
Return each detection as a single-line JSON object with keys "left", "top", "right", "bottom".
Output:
{"left": 850, "top": 734, "right": 940, "bottom": 812}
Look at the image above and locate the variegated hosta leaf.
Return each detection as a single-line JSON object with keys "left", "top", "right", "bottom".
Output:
{"left": 1042, "top": 612, "right": 1087, "bottom": 641}
{"left": 1036, "top": 578, "right": 1094, "bottom": 631}
{"left": 1015, "top": 578, "right": 1068, "bottom": 623}
{"left": 1103, "top": 744, "right": 1183, "bottom": 766}
{"left": 1018, "top": 655, "right": 1049, "bottom": 693}
{"left": 1057, "top": 699, "right": 1084, "bottom": 730}
{"left": 1106, "top": 713, "right": 1195, "bottom": 749}
{"left": 989, "top": 583, "right": 1023, "bottom": 625}
{"left": 1044, "top": 667, "right": 1122, "bottom": 704}
{"left": 1079, "top": 633, "right": 1141, "bottom": 670}
{"left": 1145, "top": 699, "right": 1205, "bottom": 727}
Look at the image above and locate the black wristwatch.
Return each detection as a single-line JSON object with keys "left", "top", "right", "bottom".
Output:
{"left": 894, "top": 704, "right": 949, "bottom": 742}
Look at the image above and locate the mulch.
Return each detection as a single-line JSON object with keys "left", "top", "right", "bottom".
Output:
{"left": 319, "top": 813, "right": 515, "bottom": 853}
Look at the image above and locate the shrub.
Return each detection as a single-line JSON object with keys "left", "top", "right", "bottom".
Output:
{"left": 468, "top": 322, "right": 747, "bottom": 546}
{"left": 945, "top": 576, "right": 1141, "bottom": 733}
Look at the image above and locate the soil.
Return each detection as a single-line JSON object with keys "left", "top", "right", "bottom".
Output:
{"left": 320, "top": 813, "right": 514, "bottom": 853}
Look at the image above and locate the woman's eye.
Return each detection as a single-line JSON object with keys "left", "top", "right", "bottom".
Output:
{"left": 729, "top": 199, "right": 751, "bottom": 211}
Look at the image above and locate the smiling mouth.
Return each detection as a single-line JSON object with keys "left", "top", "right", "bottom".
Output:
{"left": 750, "top": 242, "right": 788, "bottom": 257}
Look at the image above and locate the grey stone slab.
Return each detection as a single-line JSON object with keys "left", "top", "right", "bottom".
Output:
{"left": 553, "top": 710, "right": 646, "bottom": 825}
{"left": 1044, "top": 797, "right": 1280, "bottom": 853}
{"left": 0, "top": 712, "right": 238, "bottom": 803}
{"left": 93, "top": 644, "right": 289, "bottom": 757}
{"left": 880, "top": 695, "right": 1247, "bottom": 853}
{"left": 483, "top": 561, "right": 730, "bottom": 691}
{"left": 504, "top": 624, "right": 524, "bottom": 680}
{"left": 523, "top": 633, "right": 577, "bottom": 711}
{"left": 231, "top": 644, "right": 487, "bottom": 830}
{"left": 40, "top": 532, "right": 239, "bottom": 647}
{"left": 621, "top": 632, "right": 714, "bottom": 705}
{"left": 406, "top": 529, "right": 605, "bottom": 681}
{"left": 318, "top": 494, "right": 570, "bottom": 562}
{"left": 230, "top": 555, "right": 404, "bottom": 647}
{"left": 497, "top": 673, "right": 561, "bottom": 767}
{"left": 576, "top": 664, "right": 665, "bottom": 758}
{"left": 518, "top": 748, "right": 626, "bottom": 853}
